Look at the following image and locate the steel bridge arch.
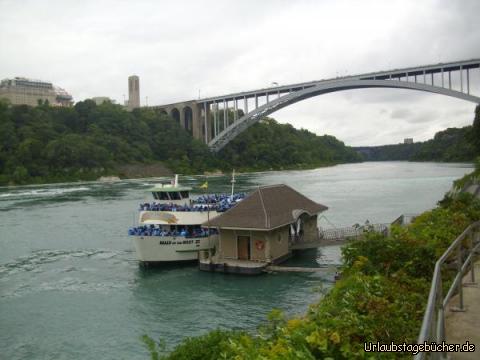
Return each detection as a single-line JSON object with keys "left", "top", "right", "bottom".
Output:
{"left": 208, "top": 79, "right": 480, "bottom": 152}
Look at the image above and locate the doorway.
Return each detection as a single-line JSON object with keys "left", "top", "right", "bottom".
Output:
{"left": 237, "top": 236, "right": 250, "bottom": 260}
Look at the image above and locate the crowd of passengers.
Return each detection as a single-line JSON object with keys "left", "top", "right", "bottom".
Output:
{"left": 128, "top": 225, "right": 219, "bottom": 237}
{"left": 138, "top": 193, "right": 247, "bottom": 213}
{"left": 191, "top": 193, "right": 246, "bottom": 205}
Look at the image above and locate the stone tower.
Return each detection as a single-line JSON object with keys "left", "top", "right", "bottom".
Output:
{"left": 128, "top": 75, "right": 140, "bottom": 109}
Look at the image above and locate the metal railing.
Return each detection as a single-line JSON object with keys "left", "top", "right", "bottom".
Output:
{"left": 319, "top": 223, "right": 389, "bottom": 242}
{"left": 414, "top": 221, "right": 480, "bottom": 359}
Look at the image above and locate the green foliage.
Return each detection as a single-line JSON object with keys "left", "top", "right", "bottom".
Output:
{"left": 219, "top": 118, "right": 362, "bottom": 171}
{"left": 152, "top": 193, "right": 480, "bottom": 359}
{"left": 356, "top": 143, "right": 422, "bottom": 161}
{"left": 411, "top": 127, "right": 476, "bottom": 162}
{"left": 141, "top": 335, "right": 165, "bottom": 360}
{"left": 357, "top": 106, "right": 480, "bottom": 162}
{"left": 160, "top": 330, "right": 249, "bottom": 360}
{"left": 0, "top": 103, "right": 361, "bottom": 185}
{"left": 0, "top": 102, "right": 218, "bottom": 184}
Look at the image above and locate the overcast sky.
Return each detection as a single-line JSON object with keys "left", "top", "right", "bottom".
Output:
{"left": 1, "top": 0, "right": 479, "bottom": 146}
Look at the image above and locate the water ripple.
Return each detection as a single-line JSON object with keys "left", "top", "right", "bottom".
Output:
{"left": 0, "top": 249, "right": 129, "bottom": 278}
{"left": 0, "top": 186, "right": 91, "bottom": 199}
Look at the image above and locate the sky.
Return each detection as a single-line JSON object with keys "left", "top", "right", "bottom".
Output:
{"left": 0, "top": 0, "right": 479, "bottom": 146}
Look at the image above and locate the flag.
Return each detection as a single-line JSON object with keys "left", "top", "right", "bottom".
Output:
{"left": 199, "top": 181, "right": 208, "bottom": 189}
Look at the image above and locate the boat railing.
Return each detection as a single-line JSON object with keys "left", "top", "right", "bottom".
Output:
{"left": 128, "top": 227, "right": 219, "bottom": 238}
{"left": 413, "top": 221, "right": 480, "bottom": 359}
{"left": 138, "top": 202, "right": 239, "bottom": 213}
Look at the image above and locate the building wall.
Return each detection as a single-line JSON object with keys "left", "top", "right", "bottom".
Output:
{"left": 0, "top": 87, "right": 71, "bottom": 107}
{"left": 267, "top": 226, "right": 290, "bottom": 261}
{"left": 218, "top": 227, "right": 289, "bottom": 262}
{"left": 303, "top": 215, "right": 319, "bottom": 242}
{"left": 250, "top": 231, "right": 267, "bottom": 261}
{"left": 219, "top": 229, "right": 236, "bottom": 259}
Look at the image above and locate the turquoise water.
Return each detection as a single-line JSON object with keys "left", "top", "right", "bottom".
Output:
{"left": 0, "top": 162, "right": 473, "bottom": 359}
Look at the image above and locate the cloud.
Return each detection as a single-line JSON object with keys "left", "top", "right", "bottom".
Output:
{"left": 391, "top": 109, "right": 413, "bottom": 119}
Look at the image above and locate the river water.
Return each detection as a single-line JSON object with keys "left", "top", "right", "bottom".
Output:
{"left": 0, "top": 161, "right": 473, "bottom": 359}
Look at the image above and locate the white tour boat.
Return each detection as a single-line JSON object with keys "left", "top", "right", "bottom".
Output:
{"left": 128, "top": 174, "right": 244, "bottom": 264}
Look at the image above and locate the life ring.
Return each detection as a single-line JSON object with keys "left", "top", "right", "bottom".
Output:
{"left": 255, "top": 240, "right": 265, "bottom": 251}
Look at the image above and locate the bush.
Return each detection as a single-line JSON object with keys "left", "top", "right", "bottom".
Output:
{"left": 151, "top": 193, "right": 480, "bottom": 360}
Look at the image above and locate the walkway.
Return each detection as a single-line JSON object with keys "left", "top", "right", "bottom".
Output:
{"left": 445, "top": 260, "right": 480, "bottom": 359}
{"left": 290, "top": 223, "right": 389, "bottom": 249}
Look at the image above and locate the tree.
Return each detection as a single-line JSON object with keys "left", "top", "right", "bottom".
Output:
{"left": 472, "top": 105, "right": 480, "bottom": 153}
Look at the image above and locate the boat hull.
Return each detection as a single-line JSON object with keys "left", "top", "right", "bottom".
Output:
{"left": 131, "top": 235, "right": 216, "bottom": 262}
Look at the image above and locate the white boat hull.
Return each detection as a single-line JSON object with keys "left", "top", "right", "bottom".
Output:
{"left": 131, "top": 235, "right": 216, "bottom": 263}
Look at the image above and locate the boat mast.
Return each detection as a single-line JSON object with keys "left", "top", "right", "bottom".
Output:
{"left": 230, "top": 169, "right": 236, "bottom": 199}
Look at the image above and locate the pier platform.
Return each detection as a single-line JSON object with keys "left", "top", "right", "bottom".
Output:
{"left": 199, "top": 258, "right": 268, "bottom": 275}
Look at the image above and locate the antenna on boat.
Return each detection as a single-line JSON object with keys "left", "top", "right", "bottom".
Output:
{"left": 230, "top": 169, "right": 236, "bottom": 199}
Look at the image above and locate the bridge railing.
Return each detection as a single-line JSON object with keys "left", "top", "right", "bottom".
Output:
{"left": 414, "top": 221, "right": 480, "bottom": 360}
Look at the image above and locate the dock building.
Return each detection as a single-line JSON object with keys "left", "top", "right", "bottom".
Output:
{"left": 0, "top": 77, "right": 73, "bottom": 107}
{"left": 200, "top": 184, "right": 328, "bottom": 274}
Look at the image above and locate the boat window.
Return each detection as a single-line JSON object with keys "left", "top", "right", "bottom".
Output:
{"left": 152, "top": 192, "right": 159, "bottom": 200}
{"left": 180, "top": 191, "right": 189, "bottom": 199}
{"left": 159, "top": 192, "right": 169, "bottom": 200}
{"left": 170, "top": 192, "right": 181, "bottom": 200}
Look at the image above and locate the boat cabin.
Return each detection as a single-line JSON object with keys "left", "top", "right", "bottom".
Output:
{"left": 149, "top": 175, "right": 192, "bottom": 206}
{"left": 200, "top": 184, "right": 328, "bottom": 274}
{"left": 151, "top": 188, "right": 190, "bottom": 202}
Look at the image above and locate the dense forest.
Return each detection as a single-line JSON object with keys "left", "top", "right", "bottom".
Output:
{"left": 220, "top": 118, "right": 361, "bottom": 171}
{"left": 356, "top": 105, "right": 480, "bottom": 162}
{"left": 0, "top": 99, "right": 361, "bottom": 185}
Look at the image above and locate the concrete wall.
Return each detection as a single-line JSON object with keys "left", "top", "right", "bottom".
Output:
{"left": 218, "top": 229, "right": 267, "bottom": 261}
{"left": 219, "top": 229, "right": 236, "bottom": 259}
{"left": 303, "top": 215, "right": 319, "bottom": 242}
{"left": 152, "top": 100, "right": 206, "bottom": 143}
{"left": 250, "top": 231, "right": 267, "bottom": 261}
{"left": 218, "top": 227, "right": 289, "bottom": 262}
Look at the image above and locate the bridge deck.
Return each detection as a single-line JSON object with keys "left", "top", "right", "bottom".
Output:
{"left": 199, "top": 58, "right": 480, "bottom": 103}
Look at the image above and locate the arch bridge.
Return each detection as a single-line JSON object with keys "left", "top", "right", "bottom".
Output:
{"left": 151, "top": 58, "right": 480, "bottom": 152}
